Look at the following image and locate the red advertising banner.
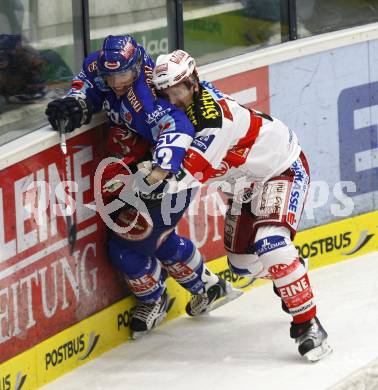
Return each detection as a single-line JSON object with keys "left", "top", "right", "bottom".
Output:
{"left": 177, "top": 187, "right": 227, "bottom": 262}
{"left": 213, "top": 66, "right": 270, "bottom": 113}
{"left": 0, "top": 125, "right": 128, "bottom": 363}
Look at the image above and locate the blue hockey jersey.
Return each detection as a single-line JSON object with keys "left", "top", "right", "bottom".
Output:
{"left": 66, "top": 46, "right": 194, "bottom": 173}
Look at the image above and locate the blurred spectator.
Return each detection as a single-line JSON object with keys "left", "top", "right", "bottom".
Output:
{"left": 0, "top": 34, "right": 47, "bottom": 105}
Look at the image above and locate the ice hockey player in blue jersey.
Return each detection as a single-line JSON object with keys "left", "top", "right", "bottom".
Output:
{"left": 45, "top": 35, "right": 241, "bottom": 338}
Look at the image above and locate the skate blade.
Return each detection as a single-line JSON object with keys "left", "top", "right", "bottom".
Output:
{"left": 238, "top": 276, "right": 256, "bottom": 289}
{"left": 207, "top": 285, "right": 243, "bottom": 313}
{"left": 166, "top": 297, "right": 176, "bottom": 313}
{"left": 131, "top": 330, "right": 149, "bottom": 340}
{"left": 304, "top": 341, "right": 333, "bottom": 362}
{"left": 130, "top": 313, "right": 167, "bottom": 340}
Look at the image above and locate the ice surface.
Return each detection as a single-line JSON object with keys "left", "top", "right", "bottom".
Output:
{"left": 44, "top": 251, "right": 378, "bottom": 390}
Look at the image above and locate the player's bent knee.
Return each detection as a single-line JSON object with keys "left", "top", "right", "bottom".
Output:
{"left": 227, "top": 252, "right": 263, "bottom": 277}
{"left": 156, "top": 233, "right": 194, "bottom": 263}
{"left": 254, "top": 228, "right": 299, "bottom": 270}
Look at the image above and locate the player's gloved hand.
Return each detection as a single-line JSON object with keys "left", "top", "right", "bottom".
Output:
{"left": 45, "top": 96, "right": 93, "bottom": 132}
{"left": 101, "top": 159, "right": 131, "bottom": 199}
{"left": 101, "top": 156, "right": 150, "bottom": 201}
{"left": 133, "top": 164, "right": 169, "bottom": 208}
{"left": 138, "top": 178, "right": 168, "bottom": 208}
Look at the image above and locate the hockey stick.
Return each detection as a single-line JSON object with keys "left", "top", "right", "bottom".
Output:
{"left": 58, "top": 119, "right": 77, "bottom": 255}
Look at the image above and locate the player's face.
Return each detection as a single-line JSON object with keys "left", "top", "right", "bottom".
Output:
{"left": 104, "top": 69, "right": 136, "bottom": 97}
{"left": 161, "top": 83, "right": 194, "bottom": 111}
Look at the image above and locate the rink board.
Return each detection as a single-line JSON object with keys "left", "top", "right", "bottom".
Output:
{"left": 1, "top": 209, "right": 377, "bottom": 389}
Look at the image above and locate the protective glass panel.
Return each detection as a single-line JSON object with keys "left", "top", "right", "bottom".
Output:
{"left": 183, "top": 0, "right": 285, "bottom": 66}
{"left": 89, "top": 0, "right": 169, "bottom": 61}
{"left": 296, "top": 0, "right": 378, "bottom": 38}
{"left": 0, "top": 1, "right": 76, "bottom": 146}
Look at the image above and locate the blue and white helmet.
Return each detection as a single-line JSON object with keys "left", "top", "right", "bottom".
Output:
{"left": 97, "top": 35, "right": 140, "bottom": 76}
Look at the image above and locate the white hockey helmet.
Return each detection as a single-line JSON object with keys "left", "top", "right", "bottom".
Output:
{"left": 152, "top": 50, "right": 196, "bottom": 90}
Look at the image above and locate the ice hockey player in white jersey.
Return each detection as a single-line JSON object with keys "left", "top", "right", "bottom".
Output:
{"left": 151, "top": 50, "right": 332, "bottom": 362}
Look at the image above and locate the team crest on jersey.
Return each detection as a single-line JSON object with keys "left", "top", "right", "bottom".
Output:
{"left": 120, "top": 102, "right": 133, "bottom": 124}
{"left": 87, "top": 60, "right": 97, "bottom": 72}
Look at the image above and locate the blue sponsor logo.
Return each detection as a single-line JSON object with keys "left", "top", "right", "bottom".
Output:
{"left": 146, "top": 105, "right": 171, "bottom": 125}
{"left": 255, "top": 236, "right": 287, "bottom": 256}
{"left": 192, "top": 134, "right": 215, "bottom": 153}
{"left": 201, "top": 81, "right": 224, "bottom": 99}
{"left": 288, "top": 160, "right": 306, "bottom": 213}
{"left": 338, "top": 82, "right": 378, "bottom": 196}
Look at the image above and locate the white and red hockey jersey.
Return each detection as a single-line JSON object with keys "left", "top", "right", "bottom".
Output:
{"left": 172, "top": 81, "right": 301, "bottom": 191}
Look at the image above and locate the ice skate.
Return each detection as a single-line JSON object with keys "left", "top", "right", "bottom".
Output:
{"left": 130, "top": 289, "right": 174, "bottom": 339}
{"left": 290, "top": 317, "right": 332, "bottom": 362}
{"left": 186, "top": 277, "right": 242, "bottom": 317}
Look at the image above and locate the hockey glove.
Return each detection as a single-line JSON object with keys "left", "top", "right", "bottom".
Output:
{"left": 101, "top": 157, "right": 135, "bottom": 199}
{"left": 138, "top": 178, "right": 168, "bottom": 208}
{"left": 45, "top": 96, "right": 93, "bottom": 133}
{"left": 133, "top": 166, "right": 169, "bottom": 208}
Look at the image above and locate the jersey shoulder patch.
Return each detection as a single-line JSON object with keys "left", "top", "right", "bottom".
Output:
{"left": 186, "top": 86, "right": 223, "bottom": 132}
{"left": 84, "top": 51, "right": 100, "bottom": 74}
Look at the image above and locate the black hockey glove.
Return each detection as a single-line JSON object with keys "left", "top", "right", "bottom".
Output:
{"left": 45, "top": 96, "right": 93, "bottom": 133}
{"left": 137, "top": 177, "right": 169, "bottom": 208}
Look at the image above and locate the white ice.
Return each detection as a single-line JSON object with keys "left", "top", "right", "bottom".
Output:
{"left": 44, "top": 251, "right": 378, "bottom": 390}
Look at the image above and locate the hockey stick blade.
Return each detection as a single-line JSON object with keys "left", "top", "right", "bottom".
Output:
{"left": 166, "top": 296, "right": 176, "bottom": 313}
{"left": 67, "top": 219, "right": 77, "bottom": 255}
{"left": 58, "top": 119, "right": 67, "bottom": 155}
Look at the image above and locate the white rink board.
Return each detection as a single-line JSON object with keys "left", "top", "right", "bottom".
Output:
{"left": 43, "top": 251, "right": 378, "bottom": 390}
{"left": 269, "top": 40, "right": 378, "bottom": 229}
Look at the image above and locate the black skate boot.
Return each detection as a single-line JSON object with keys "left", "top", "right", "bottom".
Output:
{"left": 186, "top": 277, "right": 242, "bottom": 316}
{"left": 130, "top": 289, "right": 171, "bottom": 339}
{"left": 290, "top": 317, "right": 332, "bottom": 362}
